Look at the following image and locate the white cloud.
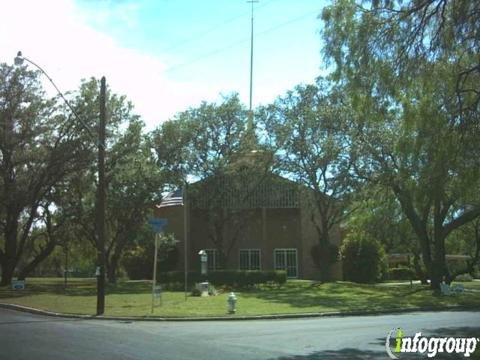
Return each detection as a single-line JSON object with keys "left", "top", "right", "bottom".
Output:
{"left": 79, "top": 1, "right": 141, "bottom": 30}
{"left": 0, "top": 0, "right": 214, "bottom": 130}
{"left": 0, "top": 0, "right": 325, "bottom": 131}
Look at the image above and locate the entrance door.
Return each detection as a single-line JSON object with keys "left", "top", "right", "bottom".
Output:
{"left": 274, "top": 248, "right": 298, "bottom": 278}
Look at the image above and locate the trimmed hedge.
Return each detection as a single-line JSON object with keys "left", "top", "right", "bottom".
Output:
{"left": 123, "top": 246, "right": 178, "bottom": 280}
{"left": 388, "top": 267, "right": 416, "bottom": 281}
{"left": 159, "top": 270, "right": 287, "bottom": 287}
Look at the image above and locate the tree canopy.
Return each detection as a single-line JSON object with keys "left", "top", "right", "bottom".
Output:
{"left": 321, "top": 0, "right": 480, "bottom": 288}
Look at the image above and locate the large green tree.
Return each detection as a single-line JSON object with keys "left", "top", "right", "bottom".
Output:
{"left": 322, "top": 0, "right": 480, "bottom": 289}
{"left": 153, "top": 95, "right": 274, "bottom": 267}
{"left": 153, "top": 95, "right": 247, "bottom": 181}
{"left": 61, "top": 79, "right": 163, "bottom": 283}
{"left": 322, "top": 0, "right": 479, "bottom": 122}
{"left": 0, "top": 64, "right": 90, "bottom": 285}
{"left": 259, "top": 78, "right": 355, "bottom": 281}
{"left": 344, "top": 185, "right": 430, "bottom": 281}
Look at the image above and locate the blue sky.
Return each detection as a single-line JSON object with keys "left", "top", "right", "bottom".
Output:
{"left": 1, "top": 0, "right": 327, "bottom": 129}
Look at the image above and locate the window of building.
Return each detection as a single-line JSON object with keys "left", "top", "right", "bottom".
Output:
{"left": 205, "top": 249, "right": 221, "bottom": 271}
{"left": 274, "top": 248, "right": 298, "bottom": 278}
{"left": 239, "top": 249, "right": 261, "bottom": 270}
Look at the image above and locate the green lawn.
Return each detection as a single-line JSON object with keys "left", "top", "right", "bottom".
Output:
{"left": 1, "top": 278, "right": 479, "bottom": 318}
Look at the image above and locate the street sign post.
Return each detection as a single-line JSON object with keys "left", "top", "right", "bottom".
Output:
{"left": 148, "top": 218, "right": 168, "bottom": 233}
{"left": 149, "top": 218, "right": 168, "bottom": 313}
{"left": 154, "top": 285, "right": 162, "bottom": 306}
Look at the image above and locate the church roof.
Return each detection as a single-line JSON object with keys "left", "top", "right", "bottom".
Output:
{"left": 189, "top": 172, "right": 301, "bottom": 209}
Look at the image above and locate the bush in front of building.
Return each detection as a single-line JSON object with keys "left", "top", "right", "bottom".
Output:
{"left": 340, "top": 232, "right": 387, "bottom": 283}
{"left": 454, "top": 273, "right": 473, "bottom": 282}
{"left": 161, "top": 270, "right": 287, "bottom": 287}
{"left": 474, "top": 266, "right": 480, "bottom": 279}
{"left": 387, "top": 266, "right": 416, "bottom": 281}
{"left": 122, "top": 234, "right": 179, "bottom": 280}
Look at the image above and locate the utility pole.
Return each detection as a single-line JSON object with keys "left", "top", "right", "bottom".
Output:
{"left": 183, "top": 183, "right": 188, "bottom": 301}
{"left": 13, "top": 52, "right": 108, "bottom": 308}
{"left": 64, "top": 241, "right": 68, "bottom": 290}
{"left": 96, "top": 76, "right": 107, "bottom": 316}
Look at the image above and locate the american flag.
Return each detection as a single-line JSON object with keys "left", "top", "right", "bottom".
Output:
{"left": 156, "top": 188, "right": 184, "bottom": 208}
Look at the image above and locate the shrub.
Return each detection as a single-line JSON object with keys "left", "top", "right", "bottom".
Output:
{"left": 388, "top": 267, "right": 416, "bottom": 281}
{"left": 122, "top": 247, "right": 150, "bottom": 280}
{"left": 122, "top": 236, "right": 179, "bottom": 280}
{"left": 190, "top": 286, "right": 202, "bottom": 296}
{"left": 208, "top": 283, "right": 218, "bottom": 296}
{"left": 340, "top": 232, "right": 387, "bottom": 283}
{"left": 454, "top": 273, "right": 473, "bottom": 282}
{"left": 473, "top": 266, "right": 480, "bottom": 280}
{"left": 160, "top": 270, "right": 287, "bottom": 287}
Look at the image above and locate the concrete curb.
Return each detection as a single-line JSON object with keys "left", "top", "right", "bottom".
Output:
{"left": 0, "top": 302, "right": 478, "bottom": 322}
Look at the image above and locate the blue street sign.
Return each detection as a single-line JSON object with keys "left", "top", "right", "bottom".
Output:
{"left": 149, "top": 218, "right": 168, "bottom": 233}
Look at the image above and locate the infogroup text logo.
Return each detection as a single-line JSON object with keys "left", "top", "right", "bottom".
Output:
{"left": 385, "top": 328, "right": 479, "bottom": 358}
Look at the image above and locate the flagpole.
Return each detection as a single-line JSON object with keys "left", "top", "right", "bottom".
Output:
{"left": 183, "top": 182, "right": 188, "bottom": 301}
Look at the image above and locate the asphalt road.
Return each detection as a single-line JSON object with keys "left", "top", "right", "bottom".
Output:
{"left": 0, "top": 309, "right": 479, "bottom": 360}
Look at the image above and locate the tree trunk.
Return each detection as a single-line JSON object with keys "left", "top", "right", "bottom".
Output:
{"left": 1, "top": 222, "right": 19, "bottom": 286}
{"left": 106, "top": 243, "right": 125, "bottom": 284}
{"left": 413, "top": 251, "right": 428, "bottom": 285}
{"left": 0, "top": 259, "right": 15, "bottom": 286}
{"left": 107, "top": 260, "right": 117, "bottom": 284}
{"left": 430, "top": 257, "right": 449, "bottom": 289}
{"left": 430, "top": 232, "right": 449, "bottom": 289}
{"left": 17, "top": 241, "right": 57, "bottom": 281}
{"left": 318, "top": 252, "right": 332, "bottom": 282}
{"left": 315, "top": 225, "right": 334, "bottom": 282}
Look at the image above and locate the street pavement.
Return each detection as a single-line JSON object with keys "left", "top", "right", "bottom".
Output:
{"left": 0, "top": 308, "right": 479, "bottom": 359}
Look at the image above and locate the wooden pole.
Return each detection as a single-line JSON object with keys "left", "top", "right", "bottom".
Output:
{"left": 184, "top": 183, "right": 188, "bottom": 301}
{"left": 96, "top": 76, "right": 106, "bottom": 316}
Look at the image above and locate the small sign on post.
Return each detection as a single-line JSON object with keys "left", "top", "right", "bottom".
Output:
{"left": 154, "top": 285, "right": 162, "bottom": 306}
{"left": 199, "top": 250, "right": 208, "bottom": 276}
{"left": 12, "top": 280, "right": 25, "bottom": 290}
{"left": 148, "top": 218, "right": 168, "bottom": 233}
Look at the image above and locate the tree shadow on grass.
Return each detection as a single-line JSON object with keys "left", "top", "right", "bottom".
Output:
{"left": 0, "top": 279, "right": 152, "bottom": 298}
{"left": 241, "top": 282, "right": 479, "bottom": 312}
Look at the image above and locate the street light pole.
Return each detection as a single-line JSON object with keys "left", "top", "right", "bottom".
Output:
{"left": 96, "top": 76, "right": 107, "bottom": 315}
{"left": 14, "top": 51, "right": 107, "bottom": 315}
{"left": 14, "top": 52, "right": 97, "bottom": 143}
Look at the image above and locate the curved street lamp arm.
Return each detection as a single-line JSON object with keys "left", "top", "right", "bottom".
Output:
{"left": 20, "top": 55, "right": 103, "bottom": 149}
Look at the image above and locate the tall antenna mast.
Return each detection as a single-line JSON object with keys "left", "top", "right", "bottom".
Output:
{"left": 247, "top": 0, "right": 259, "bottom": 133}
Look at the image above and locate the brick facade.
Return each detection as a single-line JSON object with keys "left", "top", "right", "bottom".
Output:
{"left": 154, "top": 179, "right": 343, "bottom": 280}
